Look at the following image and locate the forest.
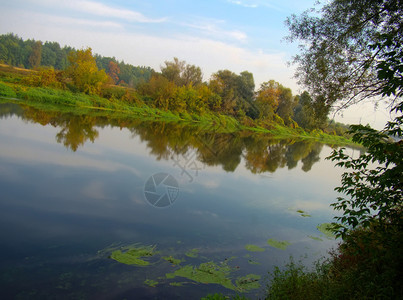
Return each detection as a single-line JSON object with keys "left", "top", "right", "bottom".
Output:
{"left": 0, "top": 33, "right": 348, "bottom": 136}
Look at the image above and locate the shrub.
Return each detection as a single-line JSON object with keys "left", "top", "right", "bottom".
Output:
{"left": 0, "top": 82, "right": 17, "bottom": 98}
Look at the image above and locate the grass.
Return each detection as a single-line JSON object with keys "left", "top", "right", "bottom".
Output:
{"left": 266, "top": 221, "right": 403, "bottom": 299}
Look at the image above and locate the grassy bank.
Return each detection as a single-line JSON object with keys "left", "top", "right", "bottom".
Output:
{"left": 0, "top": 79, "right": 354, "bottom": 145}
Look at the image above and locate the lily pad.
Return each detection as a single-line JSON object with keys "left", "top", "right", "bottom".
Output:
{"left": 110, "top": 244, "right": 156, "bottom": 266}
{"left": 267, "top": 238, "right": 291, "bottom": 250}
{"left": 236, "top": 274, "right": 261, "bottom": 291}
{"left": 144, "top": 279, "right": 158, "bottom": 287}
{"left": 185, "top": 248, "right": 199, "bottom": 258}
{"left": 166, "top": 261, "right": 236, "bottom": 291}
{"left": 245, "top": 244, "right": 265, "bottom": 252}
{"left": 317, "top": 223, "right": 336, "bottom": 239}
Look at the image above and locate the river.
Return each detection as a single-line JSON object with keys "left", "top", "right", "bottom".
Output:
{"left": 0, "top": 102, "right": 349, "bottom": 299}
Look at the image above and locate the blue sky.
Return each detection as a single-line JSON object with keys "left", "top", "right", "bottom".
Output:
{"left": 0, "top": 0, "right": 393, "bottom": 128}
{"left": 0, "top": 0, "right": 315, "bottom": 89}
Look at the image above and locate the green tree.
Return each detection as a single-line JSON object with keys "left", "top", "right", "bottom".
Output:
{"left": 294, "top": 91, "right": 314, "bottom": 129}
{"left": 161, "top": 57, "right": 203, "bottom": 87}
{"left": 209, "top": 70, "right": 238, "bottom": 115}
{"left": 66, "top": 48, "right": 109, "bottom": 95}
{"left": 285, "top": 0, "right": 402, "bottom": 113}
{"left": 255, "top": 80, "right": 281, "bottom": 120}
{"left": 276, "top": 85, "right": 296, "bottom": 126}
{"left": 286, "top": 0, "right": 403, "bottom": 238}
{"left": 209, "top": 70, "right": 255, "bottom": 116}
{"left": 28, "top": 41, "right": 42, "bottom": 69}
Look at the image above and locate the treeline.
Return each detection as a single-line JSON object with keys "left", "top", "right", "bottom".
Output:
{"left": 0, "top": 33, "right": 346, "bottom": 133}
{"left": 0, "top": 33, "right": 152, "bottom": 89}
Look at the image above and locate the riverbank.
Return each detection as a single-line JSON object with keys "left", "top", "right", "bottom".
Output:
{"left": 0, "top": 78, "right": 354, "bottom": 146}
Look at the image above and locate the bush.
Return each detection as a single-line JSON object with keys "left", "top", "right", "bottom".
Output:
{"left": 0, "top": 82, "right": 17, "bottom": 98}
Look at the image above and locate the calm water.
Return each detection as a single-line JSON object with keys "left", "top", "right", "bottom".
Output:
{"left": 0, "top": 102, "right": 346, "bottom": 299}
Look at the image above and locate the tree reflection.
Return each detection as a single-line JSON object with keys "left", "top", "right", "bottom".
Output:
{"left": 55, "top": 116, "right": 99, "bottom": 151}
{"left": 2, "top": 102, "right": 327, "bottom": 173}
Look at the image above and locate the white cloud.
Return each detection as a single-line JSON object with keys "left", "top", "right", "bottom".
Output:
{"left": 68, "top": 0, "right": 167, "bottom": 23}
{"left": 51, "top": 15, "right": 124, "bottom": 30}
{"left": 180, "top": 18, "right": 248, "bottom": 43}
{"left": 227, "top": 0, "right": 258, "bottom": 8}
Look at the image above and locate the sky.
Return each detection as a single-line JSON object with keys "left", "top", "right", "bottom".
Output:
{"left": 0, "top": 0, "right": 393, "bottom": 128}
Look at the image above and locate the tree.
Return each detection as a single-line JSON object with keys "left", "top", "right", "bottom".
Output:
{"left": 294, "top": 91, "right": 315, "bottom": 129}
{"left": 108, "top": 61, "right": 120, "bottom": 84}
{"left": 66, "top": 48, "right": 109, "bottom": 95}
{"left": 161, "top": 57, "right": 203, "bottom": 87}
{"left": 276, "top": 85, "right": 297, "bottom": 125}
{"left": 286, "top": 0, "right": 403, "bottom": 238}
{"left": 209, "top": 70, "right": 238, "bottom": 115}
{"left": 209, "top": 70, "right": 255, "bottom": 116}
{"left": 285, "top": 0, "right": 403, "bottom": 113}
{"left": 28, "top": 41, "right": 42, "bottom": 69}
{"left": 255, "top": 80, "right": 281, "bottom": 120}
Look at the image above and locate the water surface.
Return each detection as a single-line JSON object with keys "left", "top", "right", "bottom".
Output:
{"left": 0, "top": 102, "right": 346, "bottom": 299}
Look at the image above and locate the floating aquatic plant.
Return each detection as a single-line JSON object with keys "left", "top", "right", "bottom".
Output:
{"left": 308, "top": 235, "right": 323, "bottom": 241}
{"left": 185, "top": 248, "right": 199, "bottom": 258}
{"left": 267, "top": 238, "right": 291, "bottom": 250}
{"left": 317, "top": 223, "right": 336, "bottom": 239}
{"left": 144, "top": 279, "right": 158, "bottom": 287}
{"left": 245, "top": 244, "right": 265, "bottom": 252}
{"left": 162, "top": 256, "right": 183, "bottom": 265}
{"left": 166, "top": 261, "right": 236, "bottom": 291}
{"left": 236, "top": 274, "right": 261, "bottom": 291}
{"left": 296, "top": 209, "right": 311, "bottom": 217}
{"left": 110, "top": 244, "right": 156, "bottom": 266}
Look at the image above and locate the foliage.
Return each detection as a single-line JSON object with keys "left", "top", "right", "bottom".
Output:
{"left": 266, "top": 258, "right": 329, "bottom": 300}
{"left": 0, "top": 82, "right": 17, "bottom": 98}
{"left": 266, "top": 227, "right": 403, "bottom": 299}
{"left": 0, "top": 33, "right": 353, "bottom": 136}
{"left": 23, "top": 67, "right": 62, "bottom": 88}
{"left": 269, "top": 1, "right": 403, "bottom": 299}
{"left": 66, "top": 48, "right": 109, "bottom": 95}
{"left": 285, "top": 0, "right": 402, "bottom": 111}
{"left": 209, "top": 70, "right": 255, "bottom": 117}
{"left": 161, "top": 57, "right": 203, "bottom": 87}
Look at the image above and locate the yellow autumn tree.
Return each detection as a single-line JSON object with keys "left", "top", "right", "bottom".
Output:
{"left": 67, "top": 48, "right": 109, "bottom": 95}
{"left": 255, "top": 80, "right": 281, "bottom": 120}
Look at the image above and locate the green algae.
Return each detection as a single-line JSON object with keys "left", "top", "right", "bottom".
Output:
{"left": 169, "top": 282, "right": 185, "bottom": 287}
{"left": 144, "top": 279, "right": 158, "bottom": 287}
{"left": 185, "top": 248, "right": 199, "bottom": 258}
{"left": 235, "top": 274, "right": 261, "bottom": 291}
{"left": 267, "top": 238, "right": 291, "bottom": 250}
{"left": 317, "top": 223, "right": 336, "bottom": 239}
{"left": 110, "top": 244, "right": 156, "bottom": 266}
{"left": 308, "top": 235, "right": 323, "bottom": 241}
{"left": 245, "top": 244, "right": 265, "bottom": 252}
{"left": 247, "top": 259, "right": 260, "bottom": 265}
{"left": 162, "top": 256, "right": 183, "bottom": 265}
{"left": 166, "top": 261, "right": 236, "bottom": 291}
{"left": 296, "top": 209, "right": 311, "bottom": 217}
